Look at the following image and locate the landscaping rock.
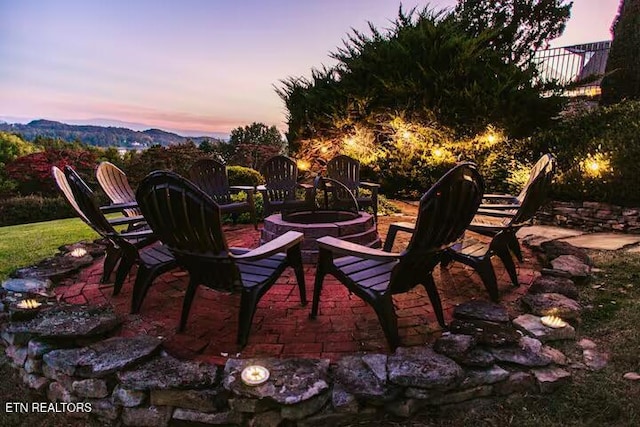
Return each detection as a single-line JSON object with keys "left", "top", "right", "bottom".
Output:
{"left": 494, "top": 372, "right": 537, "bottom": 395}
{"left": 456, "top": 348, "right": 496, "bottom": 367}
{"left": 117, "top": 354, "right": 218, "bottom": 390}
{"left": 429, "top": 385, "right": 493, "bottom": 405}
{"left": 531, "top": 367, "right": 571, "bottom": 393}
{"left": 2, "top": 278, "right": 51, "bottom": 294}
{"left": 229, "top": 397, "right": 277, "bottom": 413}
{"left": 491, "top": 337, "right": 552, "bottom": 367}
{"left": 512, "top": 314, "right": 576, "bottom": 342}
{"left": 43, "top": 336, "right": 161, "bottom": 378}
{"left": 334, "top": 354, "right": 396, "bottom": 402}
{"left": 387, "top": 346, "right": 463, "bottom": 390}
{"left": 448, "top": 319, "right": 521, "bottom": 346}
{"left": 24, "top": 358, "right": 42, "bottom": 374}
{"left": 384, "top": 398, "right": 425, "bottom": 418}
{"left": 4, "top": 305, "right": 121, "bottom": 340}
{"left": 528, "top": 275, "right": 579, "bottom": 299}
{"left": 331, "top": 384, "right": 359, "bottom": 413}
{"left": 577, "top": 338, "right": 597, "bottom": 350}
{"left": 460, "top": 365, "right": 509, "bottom": 389}
{"left": 47, "top": 381, "right": 74, "bottom": 403}
{"left": 88, "top": 398, "right": 120, "bottom": 421}
{"left": 583, "top": 348, "right": 609, "bottom": 371}
{"left": 623, "top": 372, "right": 640, "bottom": 381}
{"left": 433, "top": 333, "right": 476, "bottom": 358}
{"left": 122, "top": 405, "right": 173, "bottom": 427}
{"left": 112, "top": 385, "right": 147, "bottom": 407}
{"left": 223, "top": 358, "right": 330, "bottom": 405}
{"left": 11, "top": 254, "right": 94, "bottom": 282}
{"left": 72, "top": 378, "right": 109, "bottom": 398}
{"left": 542, "top": 345, "right": 568, "bottom": 365}
{"left": 172, "top": 408, "right": 243, "bottom": 425}
{"left": 521, "top": 293, "right": 581, "bottom": 319}
{"left": 6, "top": 345, "right": 28, "bottom": 366}
{"left": 151, "top": 389, "right": 226, "bottom": 412}
{"left": 280, "top": 392, "right": 330, "bottom": 420}
{"left": 550, "top": 255, "right": 590, "bottom": 279}
{"left": 540, "top": 240, "right": 592, "bottom": 266}
{"left": 28, "top": 338, "right": 62, "bottom": 359}
{"left": 249, "top": 410, "right": 283, "bottom": 427}
{"left": 453, "top": 301, "right": 509, "bottom": 323}
{"left": 22, "top": 372, "right": 49, "bottom": 391}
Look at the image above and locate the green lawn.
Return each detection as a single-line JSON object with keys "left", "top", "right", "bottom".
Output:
{"left": 0, "top": 217, "right": 99, "bottom": 281}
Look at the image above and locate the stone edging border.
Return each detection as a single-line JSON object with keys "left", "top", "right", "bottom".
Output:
{"left": 0, "top": 238, "right": 608, "bottom": 426}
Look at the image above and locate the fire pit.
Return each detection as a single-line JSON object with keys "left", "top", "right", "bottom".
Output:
{"left": 260, "top": 177, "right": 381, "bottom": 263}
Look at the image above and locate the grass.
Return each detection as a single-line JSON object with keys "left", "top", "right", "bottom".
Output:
{"left": 0, "top": 217, "right": 99, "bottom": 281}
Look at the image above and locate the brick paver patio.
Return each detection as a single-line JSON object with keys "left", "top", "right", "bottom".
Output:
{"left": 55, "top": 206, "right": 539, "bottom": 364}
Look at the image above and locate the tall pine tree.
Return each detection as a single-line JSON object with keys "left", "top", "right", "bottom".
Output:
{"left": 600, "top": 0, "right": 640, "bottom": 105}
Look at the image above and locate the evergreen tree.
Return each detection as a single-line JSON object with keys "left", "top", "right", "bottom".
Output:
{"left": 600, "top": 0, "right": 640, "bottom": 105}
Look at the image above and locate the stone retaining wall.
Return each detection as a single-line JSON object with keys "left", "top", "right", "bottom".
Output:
{"left": 536, "top": 200, "right": 640, "bottom": 233}
{"left": 0, "top": 239, "right": 604, "bottom": 426}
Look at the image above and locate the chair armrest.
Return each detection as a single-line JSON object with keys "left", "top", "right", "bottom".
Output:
{"left": 476, "top": 208, "right": 518, "bottom": 217}
{"left": 108, "top": 215, "right": 147, "bottom": 227}
{"left": 229, "top": 185, "right": 256, "bottom": 193}
{"left": 382, "top": 222, "right": 415, "bottom": 252}
{"left": 232, "top": 231, "right": 303, "bottom": 262}
{"left": 359, "top": 182, "right": 380, "bottom": 189}
{"left": 481, "top": 194, "right": 519, "bottom": 204}
{"left": 100, "top": 201, "right": 139, "bottom": 213}
{"left": 116, "top": 229, "right": 155, "bottom": 239}
{"left": 297, "top": 183, "right": 313, "bottom": 190}
{"left": 480, "top": 203, "right": 520, "bottom": 211}
{"left": 317, "top": 236, "right": 401, "bottom": 261}
{"left": 256, "top": 185, "right": 267, "bottom": 191}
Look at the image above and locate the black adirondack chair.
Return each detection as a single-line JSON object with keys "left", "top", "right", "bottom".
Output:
{"left": 55, "top": 166, "right": 177, "bottom": 304}
{"left": 478, "top": 154, "right": 556, "bottom": 215}
{"left": 188, "top": 158, "right": 257, "bottom": 229}
{"left": 258, "top": 155, "right": 314, "bottom": 217}
{"left": 326, "top": 154, "right": 380, "bottom": 220}
{"left": 311, "top": 163, "right": 484, "bottom": 350}
{"left": 384, "top": 156, "right": 555, "bottom": 302}
{"left": 135, "top": 170, "right": 307, "bottom": 347}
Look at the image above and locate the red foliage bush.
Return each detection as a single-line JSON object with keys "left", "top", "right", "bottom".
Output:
{"left": 5, "top": 148, "right": 97, "bottom": 195}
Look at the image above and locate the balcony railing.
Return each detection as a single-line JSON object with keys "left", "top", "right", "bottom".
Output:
{"left": 532, "top": 40, "right": 611, "bottom": 97}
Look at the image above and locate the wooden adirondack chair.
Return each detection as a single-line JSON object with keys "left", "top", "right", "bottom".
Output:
{"left": 135, "top": 170, "right": 307, "bottom": 347}
{"left": 56, "top": 166, "right": 176, "bottom": 304}
{"left": 311, "top": 163, "right": 484, "bottom": 349}
{"left": 96, "top": 161, "right": 141, "bottom": 218}
{"left": 188, "top": 159, "right": 257, "bottom": 229}
{"left": 258, "top": 155, "right": 313, "bottom": 217}
{"left": 326, "top": 154, "right": 380, "bottom": 220}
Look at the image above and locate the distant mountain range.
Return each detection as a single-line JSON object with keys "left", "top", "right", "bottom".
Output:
{"left": 0, "top": 119, "right": 224, "bottom": 148}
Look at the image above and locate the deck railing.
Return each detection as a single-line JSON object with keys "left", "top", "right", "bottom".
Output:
{"left": 532, "top": 40, "right": 611, "bottom": 96}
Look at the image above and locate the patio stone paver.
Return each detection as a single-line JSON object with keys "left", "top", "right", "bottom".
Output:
{"left": 52, "top": 217, "right": 538, "bottom": 363}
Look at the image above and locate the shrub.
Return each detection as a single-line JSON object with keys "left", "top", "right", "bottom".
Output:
{"left": 227, "top": 166, "right": 265, "bottom": 186}
{"left": 531, "top": 100, "right": 640, "bottom": 206}
{"left": 0, "top": 195, "right": 75, "bottom": 226}
{"left": 4, "top": 148, "right": 97, "bottom": 196}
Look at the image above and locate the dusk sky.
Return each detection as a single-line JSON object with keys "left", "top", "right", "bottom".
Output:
{"left": 0, "top": 0, "right": 621, "bottom": 137}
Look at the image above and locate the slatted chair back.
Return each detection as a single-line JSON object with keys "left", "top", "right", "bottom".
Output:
{"left": 96, "top": 161, "right": 140, "bottom": 217}
{"left": 327, "top": 154, "right": 360, "bottom": 196}
{"left": 136, "top": 170, "right": 241, "bottom": 291}
{"left": 510, "top": 156, "right": 556, "bottom": 227}
{"left": 260, "top": 155, "right": 299, "bottom": 202}
{"left": 188, "top": 158, "right": 233, "bottom": 205}
{"left": 516, "top": 154, "right": 555, "bottom": 203}
{"left": 52, "top": 166, "right": 90, "bottom": 225}
{"left": 64, "top": 166, "right": 118, "bottom": 237}
{"left": 391, "top": 163, "right": 484, "bottom": 292}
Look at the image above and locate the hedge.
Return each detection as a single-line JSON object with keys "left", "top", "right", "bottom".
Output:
{"left": 0, "top": 196, "right": 76, "bottom": 227}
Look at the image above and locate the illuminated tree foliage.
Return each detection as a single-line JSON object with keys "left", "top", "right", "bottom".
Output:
{"left": 600, "top": 0, "right": 640, "bottom": 105}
